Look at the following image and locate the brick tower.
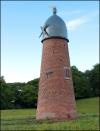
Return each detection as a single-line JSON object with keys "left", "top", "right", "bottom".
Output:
{"left": 36, "top": 7, "right": 77, "bottom": 120}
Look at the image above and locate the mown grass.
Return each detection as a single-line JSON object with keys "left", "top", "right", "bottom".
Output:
{"left": 1, "top": 97, "right": 99, "bottom": 130}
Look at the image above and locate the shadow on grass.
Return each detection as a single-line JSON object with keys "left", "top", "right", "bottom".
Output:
{"left": 1, "top": 113, "right": 99, "bottom": 126}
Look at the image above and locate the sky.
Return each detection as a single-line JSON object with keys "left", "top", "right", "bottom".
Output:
{"left": 1, "top": 1, "right": 99, "bottom": 83}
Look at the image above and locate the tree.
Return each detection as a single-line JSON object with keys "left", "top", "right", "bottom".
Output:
{"left": 85, "top": 63, "right": 100, "bottom": 96}
{"left": 1, "top": 64, "right": 99, "bottom": 109}
{"left": 71, "top": 66, "right": 90, "bottom": 99}
{"left": 19, "top": 84, "right": 38, "bottom": 108}
{"left": 0, "top": 76, "right": 13, "bottom": 109}
{"left": 13, "top": 78, "right": 39, "bottom": 108}
{"left": 23, "top": 78, "right": 39, "bottom": 107}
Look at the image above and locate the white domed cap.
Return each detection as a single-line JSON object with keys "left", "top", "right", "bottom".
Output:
{"left": 40, "top": 7, "right": 69, "bottom": 42}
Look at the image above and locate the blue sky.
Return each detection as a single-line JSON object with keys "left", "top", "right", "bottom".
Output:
{"left": 1, "top": 1, "right": 99, "bottom": 83}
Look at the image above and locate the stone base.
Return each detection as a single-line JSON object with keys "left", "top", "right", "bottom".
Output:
{"left": 36, "top": 112, "right": 78, "bottom": 121}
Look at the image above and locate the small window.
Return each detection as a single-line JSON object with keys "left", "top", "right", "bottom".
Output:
{"left": 64, "top": 67, "right": 70, "bottom": 79}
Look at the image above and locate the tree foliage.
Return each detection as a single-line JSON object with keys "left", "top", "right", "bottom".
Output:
{"left": 0, "top": 64, "right": 99, "bottom": 109}
{"left": 85, "top": 64, "right": 100, "bottom": 96}
{"left": 0, "top": 76, "right": 13, "bottom": 109}
{"left": 71, "top": 66, "right": 90, "bottom": 99}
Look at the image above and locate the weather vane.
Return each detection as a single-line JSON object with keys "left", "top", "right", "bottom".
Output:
{"left": 52, "top": 6, "right": 57, "bottom": 14}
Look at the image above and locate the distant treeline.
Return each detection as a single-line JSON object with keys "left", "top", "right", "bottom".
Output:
{"left": 0, "top": 63, "right": 99, "bottom": 109}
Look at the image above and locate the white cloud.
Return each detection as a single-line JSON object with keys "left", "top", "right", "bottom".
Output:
{"left": 65, "top": 9, "right": 99, "bottom": 31}
{"left": 66, "top": 16, "right": 88, "bottom": 31}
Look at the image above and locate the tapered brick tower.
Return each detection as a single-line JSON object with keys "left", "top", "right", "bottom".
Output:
{"left": 36, "top": 7, "right": 77, "bottom": 120}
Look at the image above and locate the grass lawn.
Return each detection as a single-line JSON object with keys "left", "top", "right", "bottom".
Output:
{"left": 1, "top": 97, "right": 99, "bottom": 130}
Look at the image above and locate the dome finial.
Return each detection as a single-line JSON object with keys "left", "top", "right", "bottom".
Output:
{"left": 53, "top": 6, "right": 57, "bottom": 15}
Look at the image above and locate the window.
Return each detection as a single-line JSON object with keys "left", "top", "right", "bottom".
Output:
{"left": 64, "top": 67, "right": 70, "bottom": 79}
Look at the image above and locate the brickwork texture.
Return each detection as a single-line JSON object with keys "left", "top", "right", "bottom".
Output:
{"left": 36, "top": 38, "right": 77, "bottom": 120}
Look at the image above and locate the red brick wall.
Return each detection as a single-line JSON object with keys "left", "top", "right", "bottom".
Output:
{"left": 36, "top": 38, "right": 77, "bottom": 120}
